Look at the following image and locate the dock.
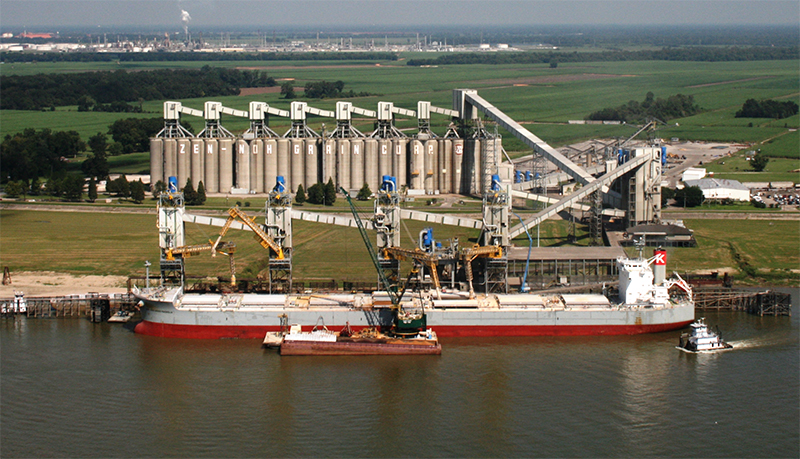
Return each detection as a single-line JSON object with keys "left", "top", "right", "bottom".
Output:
{"left": 694, "top": 288, "right": 792, "bottom": 316}
{"left": 0, "top": 293, "right": 139, "bottom": 321}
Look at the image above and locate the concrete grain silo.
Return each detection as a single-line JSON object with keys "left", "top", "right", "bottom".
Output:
{"left": 336, "top": 139, "right": 351, "bottom": 191}
{"left": 264, "top": 138, "right": 278, "bottom": 193}
{"left": 321, "top": 139, "right": 336, "bottom": 185}
{"left": 392, "top": 138, "right": 408, "bottom": 189}
{"left": 218, "top": 138, "right": 234, "bottom": 193}
{"left": 451, "top": 139, "right": 464, "bottom": 194}
{"left": 163, "top": 139, "right": 177, "bottom": 185}
{"left": 304, "top": 138, "right": 319, "bottom": 189}
{"left": 176, "top": 138, "right": 190, "bottom": 189}
{"left": 377, "top": 139, "right": 392, "bottom": 186}
{"left": 350, "top": 139, "right": 364, "bottom": 192}
{"left": 190, "top": 139, "right": 204, "bottom": 189}
{"left": 277, "top": 138, "right": 290, "bottom": 192}
{"left": 290, "top": 139, "right": 305, "bottom": 192}
{"left": 424, "top": 138, "right": 438, "bottom": 193}
{"left": 150, "top": 138, "right": 163, "bottom": 189}
{"left": 204, "top": 139, "right": 218, "bottom": 193}
{"left": 438, "top": 139, "right": 451, "bottom": 194}
{"left": 364, "top": 138, "right": 379, "bottom": 193}
{"left": 409, "top": 139, "right": 424, "bottom": 191}
{"left": 250, "top": 139, "right": 264, "bottom": 193}
{"left": 236, "top": 139, "right": 251, "bottom": 192}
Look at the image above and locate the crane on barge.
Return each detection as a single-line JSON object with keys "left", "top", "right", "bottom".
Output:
{"left": 341, "top": 187, "right": 428, "bottom": 335}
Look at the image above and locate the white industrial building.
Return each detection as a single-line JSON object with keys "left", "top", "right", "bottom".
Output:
{"left": 681, "top": 167, "right": 706, "bottom": 182}
{"left": 684, "top": 178, "right": 751, "bottom": 201}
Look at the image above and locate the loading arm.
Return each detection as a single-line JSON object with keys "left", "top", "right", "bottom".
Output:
{"left": 163, "top": 101, "right": 203, "bottom": 119}
{"left": 382, "top": 247, "right": 442, "bottom": 300}
{"left": 166, "top": 241, "right": 235, "bottom": 260}
{"left": 212, "top": 207, "right": 285, "bottom": 260}
{"left": 249, "top": 101, "right": 290, "bottom": 120}
{"left": 461, "top": 245, "right": 503, "bottom": 299}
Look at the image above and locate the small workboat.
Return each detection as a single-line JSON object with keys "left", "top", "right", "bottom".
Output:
{"left": 676, "top": 318, "right": 733, "bottom": 353}
{"left": 108, "top": 310, "right": 133, "bottom": 323}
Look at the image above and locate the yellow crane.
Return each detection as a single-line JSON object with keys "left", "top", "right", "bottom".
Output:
{"left": 461, "top": 244, "right": 503, "bottom": 299}
{"left": 211, "top": 207, "right": 284, "bottom": 260}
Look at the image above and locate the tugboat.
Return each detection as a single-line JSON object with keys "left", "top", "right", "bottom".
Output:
{"left": 676, "top": 318, "right": 733, "bottom": 353}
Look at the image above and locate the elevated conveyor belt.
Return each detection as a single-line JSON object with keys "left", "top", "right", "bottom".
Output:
{"left": 510, "top": 165, "right": 605, "bottom": 191}
{"left": 462, "top": 91, "right": 596, "bottom": 185}
{"left": 508, "top": 154, "right": 649, "bottom": 239}
{"left": 290, "top": 209, "right": 482, "bottom": 230}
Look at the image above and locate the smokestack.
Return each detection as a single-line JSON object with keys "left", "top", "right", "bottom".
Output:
{"left": 653, "top": 248, "right": 667, "bottom": 285}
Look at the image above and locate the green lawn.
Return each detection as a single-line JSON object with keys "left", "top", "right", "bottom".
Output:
{"left": 704, "top": 155, "right": 799, "bottom": 184}
{"left": 666, "top": 219, "right": 799, "bottom": 285}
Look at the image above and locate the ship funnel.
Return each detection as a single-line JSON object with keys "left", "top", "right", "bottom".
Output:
{"left": 653, "top": 248, "right": 667, "bottom": 285}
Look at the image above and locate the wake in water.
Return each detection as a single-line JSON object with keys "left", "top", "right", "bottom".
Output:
{"left": 727, "top": 330, "right": 798, "bottom": 349}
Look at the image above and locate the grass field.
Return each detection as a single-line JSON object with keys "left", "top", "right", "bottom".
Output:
{"left": 704, "top": 156, "right": 800, "bottom": 184}
{"left": 666, "top": 219, "right": 799, "bottom": 286}
{"left": 5, "top": 208, "right": 793, "bottom": 285}
{"left": 2, "top": 59, "right": 797, "bottom": 152}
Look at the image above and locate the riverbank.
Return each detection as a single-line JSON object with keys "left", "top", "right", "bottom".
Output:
{"left": 0, "top": 272, "right": 129, "bottom": 298}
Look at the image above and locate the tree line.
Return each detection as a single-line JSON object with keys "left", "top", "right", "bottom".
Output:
{"left": 735, "top": 99, "right": 799, "bottom": 119}
{"left": 0, "top": 66, "right": 276, "bottom": 110}
{"left": 406, "top": 46, "right": 798, "bottom": 66}
{"left": 587, "top": 92, "right": 700, "bottom": 123}
{"left": 0, "top": 51, "right": 398, "bottom": 64}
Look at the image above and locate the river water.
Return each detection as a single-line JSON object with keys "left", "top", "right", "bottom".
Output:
{"left": 2, "top": 294, "right": 798, "bottom": 458}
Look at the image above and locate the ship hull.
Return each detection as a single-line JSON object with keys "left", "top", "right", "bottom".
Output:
{"left": 133, "top": 290, "right": 694, "bottom": 339}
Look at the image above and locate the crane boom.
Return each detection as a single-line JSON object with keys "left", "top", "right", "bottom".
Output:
{"left": 341, "top": 188, "right": 401, "bottom": 306}
{"left": 212, "top": 207, "right": 285, "bottom": 259}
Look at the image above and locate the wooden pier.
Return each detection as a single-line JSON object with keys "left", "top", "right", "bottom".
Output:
{"left": 694, "top": 288, "right": 792, "bottom": 316}
{"left": 1, "top": 293, "right": 138, "bottom": 320}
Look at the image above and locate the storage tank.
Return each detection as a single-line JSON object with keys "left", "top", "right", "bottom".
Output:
{"left": 409, "top": 139, "right": 424, "bottom": 191}
{"left": 364, "top": 138, "right": 379, "bottom": 194}
{"left": 204, "top": 139, "right": 219, "bottom": 193}
{"left": 290, "top": 139, "right": 305, "bottom": 192}
{"left": 176, "top": 139, "right": 190, "bottom": 189}
{"left": 236, "top": 139, "right": 251, "bottom": 192}
{"left": 424, "top": 139, "right": 438, "bottom": 193}
{"left": 304, "top": 138, "right": 319, "bottom": 189}
{"left": 277, "top": 138, "right": 290, "bottom": 192}
{"left": 336, "top": 139, "right": 351, "bottom": 191}
{"left": 378, "top": 139, "right": 391, "bottom": 186}
{"left": 350, "top": 139, "right": 364, "bottom": 192}
{"left": 250, "top": 139, "right": 264, "bottom": 193}
{"left": 264, "top": 139, "right": 278, "bottom": 194}
{"left": 439, "top": 139, "right": 451, "bottom": 194}
{"left": 321, "top": 139, "right": 336, "bottom": 185}
{"left": 451, "top": 139, "right": 464, "bottom": 194}
{"left": 163, "top": 139, "right": 177, "bottom": 185}
{"left": 218, "top": 138, "right": 234, "bottom": 194}
{"left": 190, "top": 139, "right": 204, "bottom": 189}
{"left": 149, "top": 138, "right": 163, "bottom": 189}
{"left": 392, "top": 138, "right": 408, "bottom": 189}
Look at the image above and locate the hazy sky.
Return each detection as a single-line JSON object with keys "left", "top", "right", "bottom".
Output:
{"left": 2, "top": 0, "right": 798, "bottom": 29}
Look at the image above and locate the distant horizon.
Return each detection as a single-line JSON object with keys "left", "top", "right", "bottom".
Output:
{"left": 2, "top": 0, "right": 798, "bottom": 30}
{"left": 2, "top": 23, "right": 799, "bottom": 34}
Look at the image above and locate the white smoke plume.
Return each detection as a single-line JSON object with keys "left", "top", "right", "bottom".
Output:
{"left": 181, "top": 10, "right": 191, "bottom": 36}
